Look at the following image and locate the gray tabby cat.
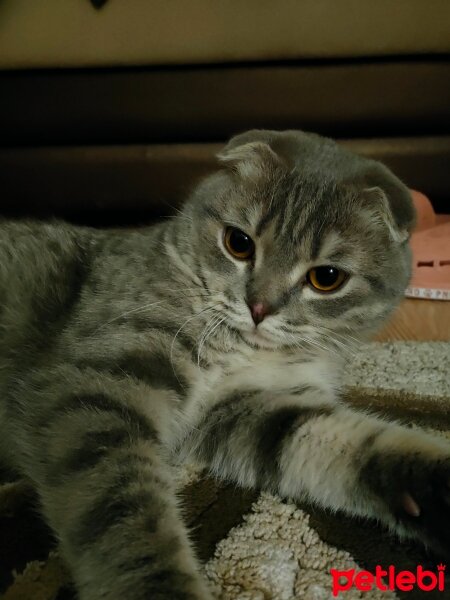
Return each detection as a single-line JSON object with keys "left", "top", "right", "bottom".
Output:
{"left": 0, "top": 129, "right": 449, "bottom": 600}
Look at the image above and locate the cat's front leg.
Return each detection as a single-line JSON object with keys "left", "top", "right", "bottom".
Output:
{"left": 186, "top": 389, "right": 450, "bottom": 554}
{"left": 10, "top": 365, "right": 211, "bottom": 600}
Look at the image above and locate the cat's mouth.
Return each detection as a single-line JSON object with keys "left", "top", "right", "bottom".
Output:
{"left": 241, "top": 328, "right": 281, "bottom": 349}
{"left": 224, "top": 313, "right": 283, "bottom": 349}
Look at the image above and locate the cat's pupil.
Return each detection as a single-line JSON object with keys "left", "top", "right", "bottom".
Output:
{"left": 230, "top": 229, "right": 252, "bottom": 254}
{"left": 315, "top": 266, "right": 339, "bottom": 286}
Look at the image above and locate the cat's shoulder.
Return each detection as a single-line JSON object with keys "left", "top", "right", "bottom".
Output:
{"left": 0, "top": 219, "right": 96, "bottom": 297}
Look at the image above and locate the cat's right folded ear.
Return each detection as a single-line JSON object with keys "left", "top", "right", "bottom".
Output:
{"left": 359, "top": 163, "right": 417, "bottom": 241}
{"left": 217, "top": 130, "right": 285, "bottom": 180}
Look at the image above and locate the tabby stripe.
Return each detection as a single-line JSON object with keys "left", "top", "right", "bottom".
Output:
{"left": 194, "top": 392, "right": 258, "bottom": 463}
{"left": 200, "top": 205, "right": 222, "bottom": 221}
{"left": 353, "top": 430, "right": 394, "bottom": 498}
{"left": 194, "top": 389, "right": 332, "bottom": 486}
{"left": 256, "top": 205, "right": 278, "bottom": 236}
{"left": 41, "top": 392, "right": 156, "bottom": 441}
{"left": 93, "top": 522, "right": 193, "bottom": 598}
{"left": 112, "top": 463, "right": 157, "bottom": 491}
{"left": 77, "top": 349, "right": 187, "bottom": 395}
{"left": 197, "top": 270, "right": 210, "bottom": 294}
{"left": 256, "top": 404, "right": 333, "bottom": 487}
{"left": 139, "top": 568, "right": 194, "bottom": 599}
{"left": 309, "top": 292, "right": 366, "bottom": 318}
{"left": 358, "top": 451, "right": 406, "bottom": 515}
{"left": 114, "top": 534, "right": 181, "bottom": 576}
{"left": 32, "top": 246, "right": 89, "bottom": 341}
{"left": 126, "top": 316, "right": 195, "bottom": 353}
{"left": 45, "top": 427, "right": 130, "bottom": 484}
{"left": 71, "top": 486, "right": 162, "bottom": 549}
{"left": 358, "top": 429, "right": 385, "bottom": 462}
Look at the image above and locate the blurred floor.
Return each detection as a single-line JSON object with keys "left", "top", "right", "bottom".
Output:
{"left": 376, "top": 299, "right": 450, "bottom": 341}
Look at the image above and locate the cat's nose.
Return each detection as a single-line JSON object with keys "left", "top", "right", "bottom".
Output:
{"left": 248, "top": 302, "right": 269, "bottom": 326}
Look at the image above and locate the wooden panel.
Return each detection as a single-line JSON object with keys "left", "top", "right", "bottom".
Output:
{"left": 376, "top": 298, "right": 450, "bottom": 341}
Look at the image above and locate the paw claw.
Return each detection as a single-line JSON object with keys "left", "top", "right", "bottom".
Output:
{"left": 401, "top": 492, "right": 421, "bottom": 517}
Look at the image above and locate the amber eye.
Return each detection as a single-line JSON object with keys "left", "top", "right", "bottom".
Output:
{"left": 224, "top": 227, "right": 255, "bottom": 260}
{"left": 307, "top": 266, "right": 347, "bottom": 292}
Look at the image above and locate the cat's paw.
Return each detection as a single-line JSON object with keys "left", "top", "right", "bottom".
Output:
{"left": 362, "top": 446, "right": 450, "bottom": 553}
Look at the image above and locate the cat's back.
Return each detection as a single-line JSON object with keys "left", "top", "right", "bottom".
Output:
{"left": 0, "top": 219, "right": 92, "bottom": 364}
{"left": 0, "top": 219, "right": 86, "bottom": 300}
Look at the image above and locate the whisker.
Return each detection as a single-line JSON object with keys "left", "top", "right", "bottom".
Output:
{"left": 90, "top": 300, "right": 168, "bottom": 336}
{"left": 196, "top": 314, "right": 224, "bottom": 366}
{"left": 89, "top": 291, "right": 221, "bottom": 337}
{"left": 312, "top": 326, "right": 359, "bottom": 357}
{"left": 164, "top": 203, "right": 193, "bottom": 221}
{"left": 169, "top": 304, "right": 220, "bottom": 387}
{"left": 278, "top": 322, "right": 359, "bottom": 357}
{"left": 203, "top": 316, "right": 225, "bottom": 353}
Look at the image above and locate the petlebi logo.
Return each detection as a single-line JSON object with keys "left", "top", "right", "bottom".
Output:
{"left": 330, "top": 564, "right": 446, "bottom": 596}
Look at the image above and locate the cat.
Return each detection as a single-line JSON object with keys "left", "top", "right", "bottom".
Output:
{"left": 0, "top": 129, "right": 449, "bottom": 600}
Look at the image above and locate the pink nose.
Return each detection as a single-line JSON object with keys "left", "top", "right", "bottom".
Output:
{"left": 248, "top": 302, "right": 268, "bottom": 326}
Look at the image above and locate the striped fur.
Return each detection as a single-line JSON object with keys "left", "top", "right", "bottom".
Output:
{"left": 0, "top": 130, "right": 448, "bottom": 599}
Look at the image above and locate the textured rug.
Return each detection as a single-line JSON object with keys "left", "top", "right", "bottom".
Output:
{"left": 1, "top": 342, "right": 449, "bottom": 600}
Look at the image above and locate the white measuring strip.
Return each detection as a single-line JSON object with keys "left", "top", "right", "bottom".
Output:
{"left": 405, "top": 286, "right": 450, "bottom": 300}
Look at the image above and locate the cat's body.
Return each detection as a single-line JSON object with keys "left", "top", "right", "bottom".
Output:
{"left": 0, "top": 130, "right": 449, "bottom": 600}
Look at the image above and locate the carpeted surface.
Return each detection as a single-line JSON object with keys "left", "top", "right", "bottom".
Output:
{"left": 344, "top": 342, "right": 449, "bottom": 397}
{"left": 1, "top": 342, "right": 449, "bottom": 600}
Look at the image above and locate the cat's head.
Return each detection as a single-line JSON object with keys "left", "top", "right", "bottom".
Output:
{"left": 183, "top": 129, "right": 415, "bottom": 352}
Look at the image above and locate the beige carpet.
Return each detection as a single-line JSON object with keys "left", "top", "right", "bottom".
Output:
{"left": 1, "top": 342, "right": 449, "bottom": 600}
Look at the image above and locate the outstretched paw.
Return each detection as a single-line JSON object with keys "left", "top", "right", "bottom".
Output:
{"left": 362, "top": 449, "right": 450, "bottom": 553}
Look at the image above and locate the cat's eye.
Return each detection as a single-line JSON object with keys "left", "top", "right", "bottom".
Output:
{"left": 307, "top": 266, "right": 347, "bottom": 292}
{"left": 224, "top": 227, "right": 255, "bottom": 260}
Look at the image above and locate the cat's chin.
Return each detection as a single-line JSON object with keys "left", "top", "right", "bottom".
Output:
{"left": 241, "top": 329, "right": 281, "bottom": 349}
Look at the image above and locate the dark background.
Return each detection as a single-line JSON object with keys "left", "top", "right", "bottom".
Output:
{"left": 1, "top": 56, "right": 449, "bottom": 226}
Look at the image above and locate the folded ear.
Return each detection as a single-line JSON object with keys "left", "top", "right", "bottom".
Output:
{"left": 219, "top": 129, "right": 277, "bottom": 153}
{"left": 359, "top": 163, "right": 416, "bottom": 241}
{"left": 217, "top": 130, "right": 285, "bottom": 180}
{"left": 217, "top": 140, "right": 283, "bottom": 179}
{"left": 362, "top": 185, "right": 414, "bottom": 244}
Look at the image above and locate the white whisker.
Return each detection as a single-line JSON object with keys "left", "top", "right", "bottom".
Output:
{"left": 169, "top": 304, "right": 220, "bottom": 387}
{"left": 196, "top": 314, "right": 224, "bottom": 366}
{"left": 90, "top": 291, "right": 220, "bottom": 338}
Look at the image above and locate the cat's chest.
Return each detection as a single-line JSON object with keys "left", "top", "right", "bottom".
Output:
{"left": 190, "top": 349, "right": 340, "bottom": 404}
{"left": 171, "top": 349, "right": 341, "bottom": 449}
